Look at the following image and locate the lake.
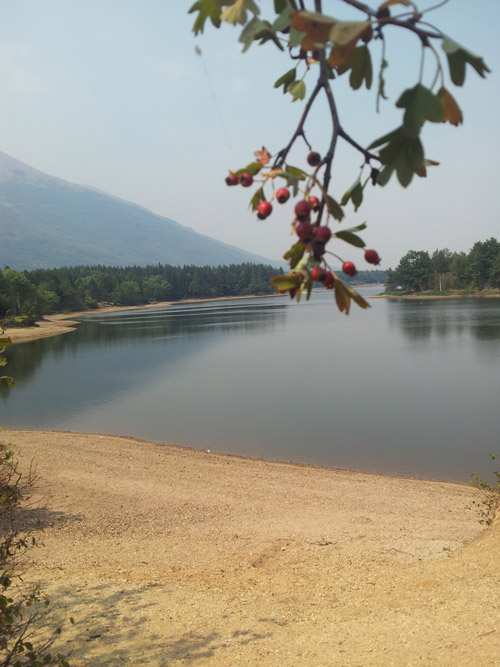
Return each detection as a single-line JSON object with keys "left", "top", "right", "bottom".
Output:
{"left": 2, "top": 287, "right": 499, "bottom": 483}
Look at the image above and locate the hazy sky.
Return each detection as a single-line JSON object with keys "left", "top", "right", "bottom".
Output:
{"left": 1, "top": 0, "right": 499, "bottom": 268}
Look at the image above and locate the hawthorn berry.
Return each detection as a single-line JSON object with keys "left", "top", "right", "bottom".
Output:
{"left": 239, "top": 172, "right": 253, "bottom": 187}
{"left": 257, "top": 200, "right": 272, "bottom": 219}
{"left": 295, "top": 221, "right": 314, "bottom": 242}
{"left": 322, "top": 271, "right": 335, "bottom": 288}
{"left": 364, "top": 249, "right": 381, "bottom": 265}
{"left": 295, "top": 200, "right": 312, "bottom": 221}
{"left": 225, "top": 172, "right": 239, "bottom": 186}
{"left": 310, "top": 266, "right": 327, "bottom": 282}
{"left": 314, "top": 226, "right": 332, "bottom": 244}
{"left": 307, "top": 151, "right": 321, "bottom": 167}
{"left": 342, "top": 261, "right": 357, "bottom": 277}
{"left": 308, "top": 195, "right": 320, "bottom": 211}
{"left": 276, "top": 187, "right": 290, "bottom": 204}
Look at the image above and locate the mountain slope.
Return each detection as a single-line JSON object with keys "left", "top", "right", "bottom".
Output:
{"left": 0, "top": 151, "right": 276, "bottom": 270}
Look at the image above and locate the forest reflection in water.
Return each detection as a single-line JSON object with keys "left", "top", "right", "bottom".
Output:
{"left": 2, "top": 291, "right": 499, "bottom": 483}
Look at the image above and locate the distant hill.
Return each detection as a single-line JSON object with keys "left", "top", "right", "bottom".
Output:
{"left": 0, "top": 151, "right": 277, "bottom": 270}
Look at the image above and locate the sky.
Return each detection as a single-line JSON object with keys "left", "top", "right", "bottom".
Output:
{"left": 1, "top": 0, "right": 499, "bottom": 269}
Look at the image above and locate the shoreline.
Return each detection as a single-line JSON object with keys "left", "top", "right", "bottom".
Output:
{"left": 6, "top": 287, "right": 498, "bottom": 346}
{"left": 4, "top": 428, "right": 499, "bottom": 665}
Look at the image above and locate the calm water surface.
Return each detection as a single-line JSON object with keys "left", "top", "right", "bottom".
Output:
{"left": 2, "top": 288, "right": 499, "bottom": 483}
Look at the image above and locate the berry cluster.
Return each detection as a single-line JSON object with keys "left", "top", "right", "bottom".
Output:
{"left": 225, "top": 147, "right": 381, "bottom": 306}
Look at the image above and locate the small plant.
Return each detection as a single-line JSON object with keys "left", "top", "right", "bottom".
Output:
{"left": 470, "top": 453, "right": 500, "bottom": 526}
{"left": 1, "top": 318, "right": 71, "bottom": 666}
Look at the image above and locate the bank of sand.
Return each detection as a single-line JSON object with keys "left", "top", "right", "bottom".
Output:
{"left": 4, "top": 429, "right": 499, "bottom": 666}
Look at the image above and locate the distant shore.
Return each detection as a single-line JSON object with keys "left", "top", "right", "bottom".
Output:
{"left": 10, "top": 286, "right": 496, "bottom": 346}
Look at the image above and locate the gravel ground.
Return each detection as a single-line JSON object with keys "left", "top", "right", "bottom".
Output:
{"left": 3, "top": 429, "right": 499, "bottom": 666}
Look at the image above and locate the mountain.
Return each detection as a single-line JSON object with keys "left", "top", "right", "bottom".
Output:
{"left": 0, "top": 151, "right": 276, "bottom": 270}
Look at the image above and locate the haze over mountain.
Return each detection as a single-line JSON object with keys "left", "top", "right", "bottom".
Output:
{"left": 0, "top": 151, "right": 276, "bottom": 270}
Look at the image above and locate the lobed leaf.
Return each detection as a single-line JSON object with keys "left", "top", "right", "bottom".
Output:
{"left": 188, "top": 0, "right": 222, "bottom": 35}
{"left": 291, "top": 10, "right": 336, "bottom": 51}
{"left": 287, "top": 79, "right": 306, "bottom": 101}
{"left": 221, "top": 0, "right": 260, "bottom": 26}
{"left": 437, "top": 86, "right": 463, "bottom": 126}
{"left": 337, "top": 45, "right": 372, "bottom": 90}
{"left": 441, "top": 36, "right": 490, "bottom": 87}
{"left": 341, "top": 179, "right": 363, "bottom": 211}
{"left": 396, "top": 84, "right": 443, "bottom": 137}
{"left": 274, "top": 68, "right": 296, "bottom": 94}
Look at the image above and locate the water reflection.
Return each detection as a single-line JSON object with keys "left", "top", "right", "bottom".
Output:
{"left": 388, "top": 299, "right": 500, "bottom": 346}
{"left": 1, "top": 292, "right": 499, "bottom": 483}
{"left": 1, "top": 298, "right": 287, "bottom": 394}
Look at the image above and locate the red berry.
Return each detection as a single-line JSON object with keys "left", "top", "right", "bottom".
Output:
{"left": 225, "top": 172, "right": 239, "bottom": 186}
{"left": 314, "top": 226, "right": 332, "bottom": 244}
{"left": 239, "top": 172, "right": 253, "bottom": 187}
{"left": 364, "top": 249, "right": 380, "bottom": 265}
{"left": 276, "top": 187, "right": 290, "bottom": 204}
{"left": 257, "top": 200, "right": 272, "bottom": 219}
{"left": 342, "top": 261, "right": 357, "bottom": 277}
{"left": 295, "top": 200, "right": 312, "bottom": 221}
{"left": 310, "top": 266, "right": 327, "bottom": 282}
{"left": 307, "top": 151, "right": 321, "bottom": 167}
{"left": 308, "top": 195, "right": 320, "bottom": 211}
{"left": 322, "top": 271, "right": 335, "bottom": 288}
{"left": 295, "top": 221, "right": 314, "bottom": 242}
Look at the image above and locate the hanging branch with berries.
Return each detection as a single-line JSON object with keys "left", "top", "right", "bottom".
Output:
{"left": 189, "top": 0, "right": 489, "bottom": 314}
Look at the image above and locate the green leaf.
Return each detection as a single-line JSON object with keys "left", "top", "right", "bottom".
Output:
{"left": 337, "top": 45, "right": 372, "bottom": 90}
{"left": 287, "top": 79, "right": 306, "bottom": 101}
{"left": 232, "top": 162, "right": 263, "bottom": 176}
{"left": 239, "top": 17, "right": 268, "bottom": 52}
{"left": 0, "top": 376, "right": 14, "bottom": 388}
{"left": 283, "top": 242, "right": 305, "bottom": 269}
{"left": 285, "top": 165, "right": 307, "bottom": 179}
{"left": 274, "top": 68, "right": 296, "bottom": 94}
{"left": 333, "top": 278, "right": 370, "bottom": 314}
{"left": 270, "top": 272, "right": 303, "bottom": 291}
{"left": 370, "top": 126, "right": 424, "bottom": 187}
{"left": 249, "top": 186, "right": 265, "bottom": 211}
{"left": 368, "top": 126, "right": 402, "bottom": 150}
{"left": 188, "top": 0, "right": 222, "bottom": 35}
{"left": 326, "top": 195, "right": 345, "bottom": 221}
{"left": 334, "top": 230, "right": 365, "bottom": 248}
{"left": 221, "top": 0, "right": 260, "bottom": 25}
{"left": 273, "top": 4, "right": 294, "bottom": 32}
{"left": 396, "top": 84, "right": 443, "bottom": 136}
{"left": 341, "top": 179, "right": 363, "bottom": 211}
{"left": 288, "top": 26, "right": 307, "bottom": 47}
{"left": 441, "top": 36, "right": 490, "bottom": 86}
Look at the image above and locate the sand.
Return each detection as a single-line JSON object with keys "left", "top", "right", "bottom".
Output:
{"left": 3, "top": 429, "right": 499, "bottom": 666}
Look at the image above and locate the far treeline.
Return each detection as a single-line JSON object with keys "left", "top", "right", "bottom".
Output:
{"left": 386, "top": 238, "right": 500, "bottom": 293}
{"left": 0, "top": 263, "right": 386, "bottom": 324}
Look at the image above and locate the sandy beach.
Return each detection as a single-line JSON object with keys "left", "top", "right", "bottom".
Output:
{"left": 4, "top": 429, "right": 499, "bottom": 666}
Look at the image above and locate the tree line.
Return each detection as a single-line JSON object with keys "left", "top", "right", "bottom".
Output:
{"left": 0, "top": 262, "right": 387, "bottom": 324}
{"left": 386, "top": 238, "right": 500, "bottom": 293}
